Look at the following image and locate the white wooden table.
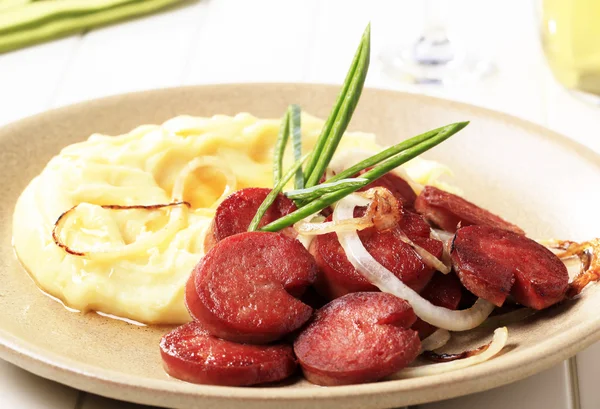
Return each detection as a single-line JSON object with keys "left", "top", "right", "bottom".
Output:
{"left": 1, "top": 1, "right": 599, "bottom": 408}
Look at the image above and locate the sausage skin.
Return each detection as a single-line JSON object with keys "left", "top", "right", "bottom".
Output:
{"left": 415, "top": 186, "right": 524, "bottom": 235}
{"left": 160, "top": 321, "right": 296, "bottom": 386}
{"left": 187, "top": 232, "right": 317, "bottom": 344}
{"left": 204, "top": 187, "right": 296, "bottom": 252}
{"left": 451, "top": 225, "right": 568, "bottom": 309}
{"left": 294, "top": 292, "right": 420, "bottom": 386}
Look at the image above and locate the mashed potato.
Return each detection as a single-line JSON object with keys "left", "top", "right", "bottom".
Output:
{"left": 12, "top": 113, "right": 453, "bottom": 324}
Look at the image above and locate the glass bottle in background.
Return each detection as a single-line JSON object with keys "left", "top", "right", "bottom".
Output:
{"left": 541, "top": 0, "right": 600, "bottom": 102}
{"left": 379, "top": 0, "right": 494, "bottom": 85}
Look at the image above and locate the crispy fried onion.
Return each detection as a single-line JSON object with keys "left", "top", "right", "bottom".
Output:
{"left": 421, "top": 329, "right": 451, "bottom": 352}
{"left": 52, "top": 201, "right": 190, "bottom": 260}
{"left": 293, "top": 187, "right": 401, "bottom": 236}
{"left": 394, "top": 327, "right": 508, "bottom": 378}
{"left": 171, "top": 156, "right": 236, "bottom": 208}
{"left": 334, "top": 194, "right": 496, "bottom": 331}
{"left": 543, "top": 239, "right": 600, "bottom": 298}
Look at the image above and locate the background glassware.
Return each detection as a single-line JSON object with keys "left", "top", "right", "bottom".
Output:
{"left": 540, "top": 0, "right": 600, "bottom": 103}
{"left": 379, "top": 0, "right": 494, "bottom": 85}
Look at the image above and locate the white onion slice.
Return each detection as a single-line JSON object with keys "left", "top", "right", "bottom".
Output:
{"left": 432, "top": 228, "right": 455, "bottom": 243}
{"left": 294, "top": 218, "right": 373, "bottom": 236}
{"left": 295, "top": 214, "right": 325, "bottom": 250}
{"left": 394, "top": 327, "right": 508, "bottom": 378}
{"left": 396, "top": 229, "right": 451, "bottom": 274}
{"left": 421, "top": 329, "right": 450, "bottom": 352}
{"left": 430, "top": 228, "right": 454, "bottom": 269}
{"left": 334, "top": 194, "right": 495, "bottom": 331}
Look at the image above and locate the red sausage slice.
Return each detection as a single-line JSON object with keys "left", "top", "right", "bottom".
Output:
{"left": 310, "top": 210, "right": 443, "bottom": 299}
{"left": 411, "top": 272, "right": 463, "bottom": 339}
{"left": 294, "top": 292, "right": 420, "bottom": 386}
{"left": 451, "top": 225, "right": 568, "bottom": 309}
{"left": 160, "top": 321, "right": 296, "bottom": 386}
{"left": 204, "top": 187, "right": 296, "bottom": 251}
{"left": 187, "top": 231, "right": 317, "bottom": 344}
{"left": 415, "top": 186, "right": 525, "bottom": 235}
{"left": 358, "top": 170, "right": 417, "bottom": 208}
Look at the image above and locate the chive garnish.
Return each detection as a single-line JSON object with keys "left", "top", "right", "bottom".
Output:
{"left": 303, "top": 23, "right": 371, "bottom": 188}
{"left": 294, "top": 123, "right": 459, "bottom": 207}
{"left": 273, "top": 108, "right": 291, "bottom": 186}
{"left": 286, "top": 178, "right": 368, "bottom": 201}
{"left": 289, "top": 105, "right": 303, "bottom": 189}
{"left": 259, "top": 122, "right": 468, "bottom": 233}
{"left": 248, "top": 153, "right": 310, "bottom": 232}
{"left": 251, "top": 23, "right": 469, "bottom": 234}
{"left": 324, "top": 124, "right": 457, "bottom": 184}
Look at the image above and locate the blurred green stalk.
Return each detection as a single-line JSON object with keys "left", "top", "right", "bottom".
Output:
{"left": 0, "top": 0, "right": 186, "bottom": 54}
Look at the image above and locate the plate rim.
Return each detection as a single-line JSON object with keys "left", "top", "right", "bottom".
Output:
{"left": 1, "top": 82, "right": 599, "bottom": 407}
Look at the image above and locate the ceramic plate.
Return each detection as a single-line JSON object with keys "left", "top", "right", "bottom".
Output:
{"left": 0, "top": 84, "right": 599, "bottom": 409}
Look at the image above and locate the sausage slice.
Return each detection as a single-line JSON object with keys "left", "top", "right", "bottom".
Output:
{"left": 160, "top": 321, "right": 296, "bottom": 386}
{"left": 415, "top": 186, "right": 524, "bottom": 234}
{"left": 187, "top": 231, "right": 317, "bottom": 344}
{"left": 310, "top": 210, "right": 442, "bottom": 299}
{"left": 451, "top": 225, "right": 568, "bottom": 309}
{"left": 294, "top": 292, "right": 420, "bottom": 386}
{"left": 204, "top": 187, "right": 296, "bottom": 251}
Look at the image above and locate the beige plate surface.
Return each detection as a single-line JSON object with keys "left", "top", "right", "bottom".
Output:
{"left": 0, "top": 84, "right": 599, "bottom": 409}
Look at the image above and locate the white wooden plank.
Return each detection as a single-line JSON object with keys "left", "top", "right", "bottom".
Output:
{"left": 0, "top": 360, "right": 79, "bottom": 409}
{"left": 577, "top": 343, "right": 600, "bottom": 409}
{"left": 420, "top": 361, "right": 574, "bottom": 409}
{"left": 53, "top": 1, "right": 210, "bottom": 108}
{"left": 0, "top": 37, "right": 79, "bottom": 126}
{"left": 183, "top": 0, "right": 318, "bottom": 84}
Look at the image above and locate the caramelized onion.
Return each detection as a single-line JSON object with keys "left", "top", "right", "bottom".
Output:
{"left": 541, "top": 238, "right": 600, "bottom": 297}
{"left": 334, "top": 194, "right": 495, "bottom": 331}
{"left": 52, "top": 201, "right": 190, "bottom": 260}
{"left": 394, "top": 327, "right": 508, "bottom": 378}
{"left": 545, "top": 239, "right": 600, "bottom": 297}
{"left": 423, "top": 340, "right": 490, "bottom": 362}
{"left": 293, "top": 187, "right": 401, "bottom": 236}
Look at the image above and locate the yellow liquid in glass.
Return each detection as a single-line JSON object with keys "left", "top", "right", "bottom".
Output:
{"left": 542, "top": 0, "right": 600, "bottom": 95}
